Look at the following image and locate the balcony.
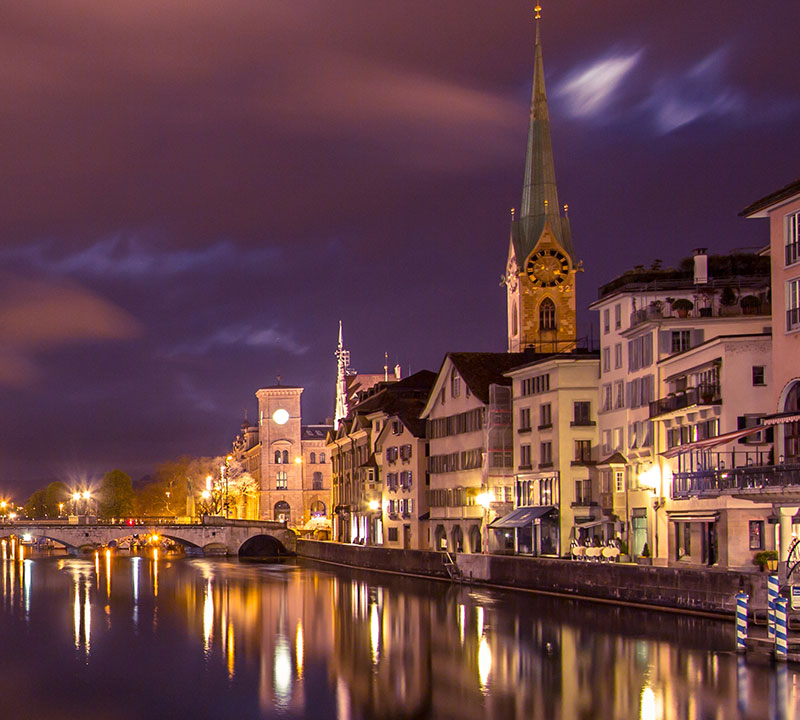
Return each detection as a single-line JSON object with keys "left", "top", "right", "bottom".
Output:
{"left": 672, "top": 464, "right": 800, "bottom": 499}
{"left": 649, "top": 385, "right": 720, "bottom": 418}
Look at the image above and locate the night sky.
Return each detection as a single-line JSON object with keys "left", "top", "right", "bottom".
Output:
{"left": 1, "top": 1, "right": 798, "bottom": 495}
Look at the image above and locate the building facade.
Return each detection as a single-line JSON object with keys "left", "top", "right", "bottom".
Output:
{"left": 499, "top": 352, "right": 601, "bottom": 556}
{"left": 231, "top": 384, "right": 332, "bottom": 530}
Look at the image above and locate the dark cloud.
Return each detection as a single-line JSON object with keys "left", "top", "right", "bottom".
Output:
{"left": 0, "top": 0, "right": 798, "bottom": 494}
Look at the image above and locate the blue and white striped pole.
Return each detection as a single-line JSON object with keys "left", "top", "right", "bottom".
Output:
{"left": 768, "top": 574, "right": 780, "bottom": 640}
{"left": 736, "top": 592, "right": 749, "bottom": 652}
{"left": 774, "top": 596, "right": 788, "bottom": 661}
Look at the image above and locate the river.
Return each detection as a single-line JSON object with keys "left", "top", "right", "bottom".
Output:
{"left": 0, "top": 549, "right": 796, "bottom": 719}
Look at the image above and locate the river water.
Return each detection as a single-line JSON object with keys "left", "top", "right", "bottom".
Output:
{"left": 0, "top": 550, "right": 796, "bottom": 720}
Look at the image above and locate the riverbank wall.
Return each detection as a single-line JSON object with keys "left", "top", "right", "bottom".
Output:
{"left": 296, "top": 539, "right": 766, "bottom": 615}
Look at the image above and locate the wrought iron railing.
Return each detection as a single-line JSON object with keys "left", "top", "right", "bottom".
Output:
{"left": 672, "top": 464, "right": 800, "bottom": 498}
{"left": 649, "top": 385, "right": 720, "bottom": 418}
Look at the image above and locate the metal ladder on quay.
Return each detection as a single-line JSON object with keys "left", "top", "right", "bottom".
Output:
{"left": 442, "top": 552, "right": 464, "bottom": 582}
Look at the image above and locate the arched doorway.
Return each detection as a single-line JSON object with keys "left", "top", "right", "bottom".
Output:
{"left": 434, "top": 525, "right": 447, "bottom": 551}
{"left": 310, "top": 500, "right": 326, "bottom": 517}
{"left": 451, "top": 525, "right": 464, "bottom": 553}
{"left": 274, "top": 501, "right": 291, "bottom": 523}
{"left": 784, "top": 383, "right": 800, "bottom": 463}
{"left": 469, "top": 525, "right": 482, "bottom": 554}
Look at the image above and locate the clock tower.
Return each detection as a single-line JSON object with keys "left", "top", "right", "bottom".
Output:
{"left": 506, "top": 6, "right": 578, "bottom": 353}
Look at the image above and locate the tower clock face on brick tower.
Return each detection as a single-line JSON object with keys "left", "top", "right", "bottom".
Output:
{"left": 505, "top": 12, "right": 578, "bottom": 354}
{"left": 525, "top": 248, "right": 570, "bottom": 288}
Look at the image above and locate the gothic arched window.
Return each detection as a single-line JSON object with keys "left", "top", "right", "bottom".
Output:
{"left": 309, "top": 451, "right": 316, "bottom": 464}
{"left": 539, "top": 298, "right": 557, "bottom": 330}
{"left": 282, "top": 450, "right": 289, "bottom": 464}
{"left": 274, "top": 450, "right": 281, "bottom": 464}
{"left": 319, "top": 452, "right": 326, "bottom": 463}
{"left": 785, "top": 383, "right": 800, "bottom": 462}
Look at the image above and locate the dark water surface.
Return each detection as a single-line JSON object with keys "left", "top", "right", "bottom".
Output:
{"left": 0, "top": 550, "right": 796, "bottom": 720}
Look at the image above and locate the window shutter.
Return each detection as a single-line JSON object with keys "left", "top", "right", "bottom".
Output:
{"left": 691, "top": 329, "right": 705, "bottom": 348}
{"left": 659, "top": 331, "right": 671, "bottom": 354}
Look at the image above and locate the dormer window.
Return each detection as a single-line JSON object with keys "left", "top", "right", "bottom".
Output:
{"left": 450, "top": 368, "right": 461, "bottom": 398}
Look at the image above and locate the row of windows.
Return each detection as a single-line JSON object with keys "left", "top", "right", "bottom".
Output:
{"left": 387, "top": 498, "right": 414, "bottom": 516}
{"left": 428, "top": 448, "right": 483, "bottom": 474}
{"left": 666, "top": 419, "right": 719, "bottom": 449}
{"left": 519, "top": 441, "right": 553, "bottom": 467}
{"left": 274, "top": 471, "right": 324, "bottom": 490}
{"left": 628, "top": 332, "right": 653, "bottom": 372}
{"left": 429, "top": 488, "right": 469, "bottom": 508}
{"left": 385, "top": 444, "right": 413, "bottom": 463}
{"left": 274, "top": 450, "right": 326, "bottom": 464}
{"left": 521, "top": 373, "right": 550, "bottom": 396}
{"left": 517, "top": 476, "right": 559, "bottom": 506}
{"left": 386, "top": 471, "right": 413, "bottom": 491}
{"left": 602, "top": 344, "right": 624, "bottom": 372}
{"left": 428, "top": 408, "right": 484, "bottom": 439}
{"left": 602, "top": 303, "right": 623, "bottom": 334}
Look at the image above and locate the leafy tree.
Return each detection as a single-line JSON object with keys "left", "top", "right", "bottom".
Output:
{"left": 24, "top": 489, "right": 48, "bottom": 519}
{"left": 44, "top": 481, "right": 70, "bottom": 516}
{"left": 135, "top": 456, "right": 219, "bottom": 517}
{"left": 99, "top": 470, "right": 136, "bottom": 519}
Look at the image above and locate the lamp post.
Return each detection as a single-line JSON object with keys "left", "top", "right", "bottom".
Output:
{"left": 72, "top": 492, "right": 81, "bottom": 515}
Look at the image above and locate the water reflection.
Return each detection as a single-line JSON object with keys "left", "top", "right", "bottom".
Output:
{"left": 0, "top": 552, "right": 798, "bottom": 720}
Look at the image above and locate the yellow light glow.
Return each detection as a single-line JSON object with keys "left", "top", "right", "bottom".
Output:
{"left": 205, "top": 475, "right": 212, "bottom": 490}
{"left": 296, "top": 622, "right": 304, "bottom": 678}
{"left": 201, "top": 490, "right": 211, "bottom": 500}
{"left": 640, "top": 686, "right": 657, "bottom": 720}
{"left": 475, "top": 492, "right": 492, "bottom": 509}
{"left": 0, "top": 501, "right": 6, "bottom": 509}
{"left": 638, "top": 466, "right": 661, "bottom": 493}
{"left": 367, "top": 500, "right": 380, "bottom": 512}
{"left": 295, "top": 457, "right": 302, "bottom": 464}
{"left": 370, "top": 602, "right": 381, "bottom": 665}
{"left": 478, "top": 635, "right": 492, "bottom": 689}
{"left": 82, "top": 491, "right": 91, "bottom": 500}
{"left": 72, "top": 492, "right": 81, "bottom": 501}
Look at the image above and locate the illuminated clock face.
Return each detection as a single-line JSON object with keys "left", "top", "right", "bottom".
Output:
{"left": 525, "top": 249, "right": 570, "bottom": 287}
{"left": 272, "top": 408, "right": 290, "bottom": 425}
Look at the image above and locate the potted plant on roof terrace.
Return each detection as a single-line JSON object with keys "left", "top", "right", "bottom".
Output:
{"left": 670, "top": 298, "right": 694, "bottom": 318}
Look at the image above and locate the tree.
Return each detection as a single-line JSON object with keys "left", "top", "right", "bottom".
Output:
{"left": 99, "top": 470, "right": 136, "bottom": 519}
{"left": 44, "top": 481, "right": 70, "bottom": 517}
{"left": 24, "top": 489, "right": 47, "bottom": 519}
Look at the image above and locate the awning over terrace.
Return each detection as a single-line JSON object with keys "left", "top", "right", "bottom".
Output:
{"left": 661, "top": 425, "right": 766, "bottom": 458}
{"left": 489, "top": 505, "right": 555, "bottom": 529}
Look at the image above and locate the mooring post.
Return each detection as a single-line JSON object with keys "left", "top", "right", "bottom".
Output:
{"left": 775, "top": 597, "right": 788, "bottom": 661}
{"left": 768, "top": 573, "right": 780, "bottom": 640}
{"left": 736, "top": 592, "right": 749, "bottom": 653}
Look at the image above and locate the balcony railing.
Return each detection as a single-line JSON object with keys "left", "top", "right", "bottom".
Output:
{"left": 672, "top": 464, "right": 800, "bottom": 499}
{"left": 649, "top": 385, "right": 720, "bottom": 418}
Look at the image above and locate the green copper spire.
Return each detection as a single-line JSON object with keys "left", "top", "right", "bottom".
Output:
{"left": 511, "top": 5, "right": 573, "bottom": 262}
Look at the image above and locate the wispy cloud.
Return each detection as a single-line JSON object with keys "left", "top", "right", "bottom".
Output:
{"left": 644, "top": 49, "right": 744, "bottom": 134}
{"left": 168, "top": 324, "right": 309, "bottom": 357}
{"left": 0, "top": 275, "right": 141, "bottom": 385}
{"left": 0, "top": 236, "right": 280, "bottom": 279}
{"left": 557, "top": 51, "right": 642, "bottom": 118}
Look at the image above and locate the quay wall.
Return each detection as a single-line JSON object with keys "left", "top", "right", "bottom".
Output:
{"left": 297, "top": 539, "right": 766, "bottom": 615}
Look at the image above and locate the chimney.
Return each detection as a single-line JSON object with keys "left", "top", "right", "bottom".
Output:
{"left": 693, "top": 248, "right": 708, "bottom": 285}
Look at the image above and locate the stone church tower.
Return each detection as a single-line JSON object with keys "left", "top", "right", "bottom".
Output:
{"left": 506, "top": 8, "right": 578, "bottom": 353}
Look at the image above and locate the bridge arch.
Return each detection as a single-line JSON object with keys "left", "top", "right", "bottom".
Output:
{"left": 238, "top": 534, "right": 290, "bottom": 558}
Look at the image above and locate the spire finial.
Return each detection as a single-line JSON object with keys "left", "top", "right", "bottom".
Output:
{"left": 534, "top": 3, "right": 542, "bottom": 20}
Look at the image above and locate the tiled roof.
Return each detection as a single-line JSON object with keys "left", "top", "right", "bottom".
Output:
{"left": 740, "top": 178, "right": 800, "bottom": 217}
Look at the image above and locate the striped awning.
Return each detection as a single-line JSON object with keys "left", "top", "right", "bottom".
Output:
{"left": 764, "top": 412, "right": 800, "bottom": 425}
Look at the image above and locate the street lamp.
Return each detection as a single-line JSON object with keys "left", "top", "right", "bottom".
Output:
{"left": 82, "top": 490, "right": 92, "bottom": 516}
{"left": 72, "top": 492, "right": 81, "bottom": 514}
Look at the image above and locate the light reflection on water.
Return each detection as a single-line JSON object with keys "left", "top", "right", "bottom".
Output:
{"left": 0, "top": 551, "right": 797, "bottom": 719}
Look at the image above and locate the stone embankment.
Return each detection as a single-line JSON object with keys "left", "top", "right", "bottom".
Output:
{"left": 297, "top": 539, "right": 766, "bottom": 616}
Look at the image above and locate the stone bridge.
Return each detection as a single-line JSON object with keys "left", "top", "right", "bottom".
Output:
{"left": 2, "top": 517, "right": 296, "bottom": 557}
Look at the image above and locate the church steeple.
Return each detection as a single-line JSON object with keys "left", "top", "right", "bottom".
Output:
{"left": 505, "top": 4, "right": 578, "bottom": 354}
